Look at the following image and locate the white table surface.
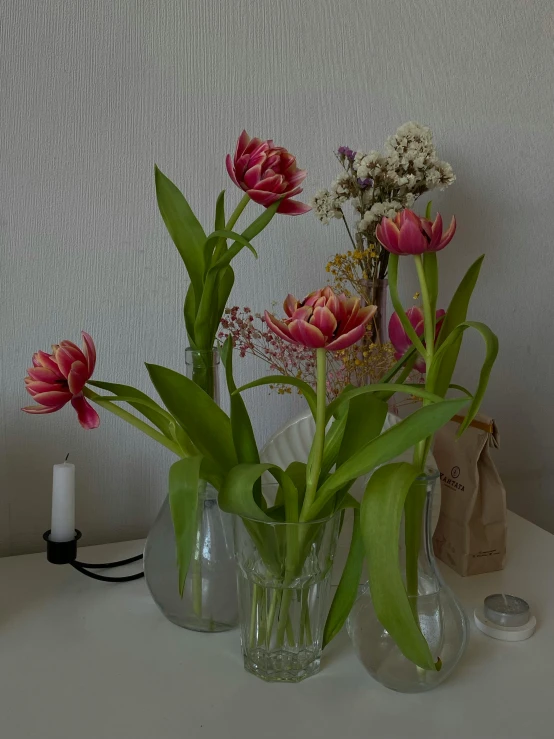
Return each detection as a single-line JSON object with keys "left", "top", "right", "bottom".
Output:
{"left": 0, "top": 511, "right": 552, "bottom": 739}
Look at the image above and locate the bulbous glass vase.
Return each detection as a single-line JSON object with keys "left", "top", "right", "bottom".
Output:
{"left": 144, "top": 482, "right": 238, "bottom": 632}
{"left": 143, "top": 348, "right": 238, "bottom": 632}
{"left": 347, "top": 471, "right": 469, "bottom": 692}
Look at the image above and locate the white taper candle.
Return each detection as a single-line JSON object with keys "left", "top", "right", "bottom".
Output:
{"left": 50, "top": 461, "right": 76, "bottom": 542}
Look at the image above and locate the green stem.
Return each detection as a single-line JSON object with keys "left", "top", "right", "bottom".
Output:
{"left": 301, "top": 348, "right": 327, "bottom": 521}
{"left": 285, "top": 614, "right": 295, "bottom": 646}
{"left": 406, "top": 256, "right": 437, "bottom": 610}
{"left": 266, "top": 589, "right": 281, "bottom": 645}
{"left": 83, "top": 388, "right": 184, "bottom": 457}
{"left": 405, "top": 481, "right": 427, "bottom": 604}
{"left": 249, "top": 584, "right": 260, "bottom": 649}
{"left": 276, "top": 588, "right": 294, "bottom": 647}
{"left": 192, "top": 489, "right": 205, "bottom": 619}
{"left": 225, "top": 193, "right": 250, "bottom": 231}
{"left": 414, "top": 255, "right": 434, "bottom": 367}
{"left": 298, "top": 589, "right": 305, "bottom": 645}
{"left": 191, "top": 355, "right": 216, "bottom": 398}
{"left": 304, "top": 598, "right": 313, "bottom": 645}
{"left": 413, "top": 254, "right": 437, "bottom": 472}
{"left": 388, "top": 254, "right": 427, "bottom": 359}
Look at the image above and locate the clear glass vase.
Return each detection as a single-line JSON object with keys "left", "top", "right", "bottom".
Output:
{"left": 143, "top": 348, "right": 239, "bottom": 632}
{"left": 144, "top": 483, "right": 238, "bottom": 631}
{"left": 347, "top": 471, "right": 469, "bottom": 692}
{"left": 234, "top": 509, "right": 341, "bottom": 682}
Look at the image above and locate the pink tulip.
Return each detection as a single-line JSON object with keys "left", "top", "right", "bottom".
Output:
{"left": 265, "top": 286, "right": 376, "bottom": 351}
{"left": 389, "top": 307, "right": 446, "bottom": 372}
{"left": 226, "top": 130, "right": 310, "bottom": 216}
{"left": 23, "top": 332, "right": 100, "bottom": 429}
{"left": 376, "top": 209, "right": 456, "bottom": 256}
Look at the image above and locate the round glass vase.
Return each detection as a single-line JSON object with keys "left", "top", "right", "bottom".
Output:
{"left": 143, "top": 348, "right": 238, "bottom": 632}
{"left": 234, "top": 508, "right": 341, "bottom": 683}
{"left": 347, "top": 471, "right": 469, "bottom": 692}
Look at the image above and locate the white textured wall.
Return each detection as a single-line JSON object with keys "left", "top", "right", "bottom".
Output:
{"left": 1, "top": 1, "right": 553, "bottom": 555}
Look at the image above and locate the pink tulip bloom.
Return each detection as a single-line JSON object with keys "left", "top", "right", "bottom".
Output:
{"left": 376, "top": 209, "right": 456, "bottom": 256}
{"left": 226, "top": 130, "right": 310, "bottom": 215}
{"left": 389, "top": 307, "right": 446, "bottom": 372}
{"left": 265, "top": 286, "right": 376, "bottom": 351}
{"left": 23, "top": 332, "right": 100, "bottom": 429}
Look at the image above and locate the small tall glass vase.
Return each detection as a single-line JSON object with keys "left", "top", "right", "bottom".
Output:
{"left": 234, "top": 510, "right": 341, "bottom": 682}
{"left": 347, "top": 471, "right": 469, "bottom": 692}
{"left": 143, "top": 348, "right": 239, "bottom": 632}
{"left": 360, "top": 277, "right": 388, "bottom": 344}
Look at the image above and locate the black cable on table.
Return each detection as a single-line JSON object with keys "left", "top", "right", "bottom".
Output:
{"left": 74, "top": 553, "right": 143, "bottom": 569}
{"left": 70, "top": 560, "right": 144, "bottom": 582}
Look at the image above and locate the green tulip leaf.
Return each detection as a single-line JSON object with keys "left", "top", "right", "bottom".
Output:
{"left": 279, "top": 461, "right": 307, "bottom": 512}
{"left": 320, "top": 413, "right": 348, "bottom": 480}
{"left": 323, "top": 509, "right": 364, "bottom": 648}
{"left": 88, "top": 392, "right": 197, "bottom": 456}
{"left": 240, "top": 199, "right": 280, "bottom": 241}
{"left": 220, "top": 338, "right": 262, "bottom": 504}
{"left": 433, "top": 255, "right": 484, "bottom": 396}
{"left": 209, "top": 190, "right": 227, "bottom": 264}
{"left": 379, "top": 345, "right": 418, "bottom": 384}
{"left": 336, "top": 393, "right": 388, "bottom": 468}
{"left": 146, "top": 363, "right": 237, "bottom": 474}
{"left": 214, "top": 267, "right": 236, "bottom": 342}
{"left": 448, "top": 383, "right": 473, "bottom": 397}
{"left": 194, "top": 229, "right": 257, "bottom": 348}
{"left": 183, "top": 284, "right": 197, "bottom": 346}
{"left": 428, "top": 321, "right": 498, "bottom": 434}
{"left": 88, "top": 381, "right": 174, "bottom": 437}
{"left": 220, "top": 337, "right": 259, "bottom": 465}
{"left": 219, "top": 463, "right": 299, "bottom": 522}
{"left": 168, "top": 455, "right": 202, "bottom": 596}
{"left": 207, "top": 229, "right": 258, "bottom": 267}
{"left": 308, "top": 397, "right": 468, "bottom": 519}
{"left": 215, "top": 189, "right": 226, "bottom": 231}
{"left": 326, "top": 383, "right": 444, "bottom": 424}
{"left": 361, "top": 462, "right": 439, "bottom": 670}
{"left": 154, "top": 166, "right": 206, "bottom": 304}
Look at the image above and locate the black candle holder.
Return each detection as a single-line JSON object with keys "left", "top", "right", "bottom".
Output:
{"left": 43, "top": 530, "right": 144, "bottom": 582}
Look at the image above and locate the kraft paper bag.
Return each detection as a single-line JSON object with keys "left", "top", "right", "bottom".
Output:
{"left": 432, "top": 413, "right": 507, "bottom": 576}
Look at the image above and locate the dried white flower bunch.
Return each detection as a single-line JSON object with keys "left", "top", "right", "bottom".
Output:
{"left": 311, "top": 122, "right": 455, "bottom": 278}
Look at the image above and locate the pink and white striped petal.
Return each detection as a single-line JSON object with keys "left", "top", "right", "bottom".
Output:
{"left": 326, "top": 323, "right": 368, "bottom": 351}
{"left": 247, "top": 189, "right": 281, "bottom": 207}
{"left": 67, "top": 360, "right": 89, "bottom": 395}
{"left": 397, "top": 219, "right": 428, "bottom": 255}
{"left": 288, "top": 320, "right": 326, "bottom": 348}
{"left": 22, "top": 403, "right": 66, "bottom": 415}
{"left": 71, "top": 395, "right": 101, "bottom": 430}
{"left": 81, "top": 332, "right": 97, "bottom": 375}
{"left": 31, "top": 390, "right": 72, "bottom": 407}
{"left": 283, "top": 294, "right": 299, "bottom": 317}
{"left": 278, "top": 199, "right": 311, "bottom": 215}
{"left": 311, "top": 306, "right": 337, "bottom": 339}
{"left": 263, "top": 312, "right": 295, "bottom": 344}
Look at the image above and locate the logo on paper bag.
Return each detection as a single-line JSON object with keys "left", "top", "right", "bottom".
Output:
{"left": 439, "top": 468, "right": 465, "bottom": 491}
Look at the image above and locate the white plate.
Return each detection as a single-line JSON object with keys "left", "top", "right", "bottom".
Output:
{"left": 260, "top": 408, "right": 441, "bottom": 531}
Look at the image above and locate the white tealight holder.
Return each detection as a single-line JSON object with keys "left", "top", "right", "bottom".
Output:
{"left": 474, "top": 594, "right": 536, "bottom": 641}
